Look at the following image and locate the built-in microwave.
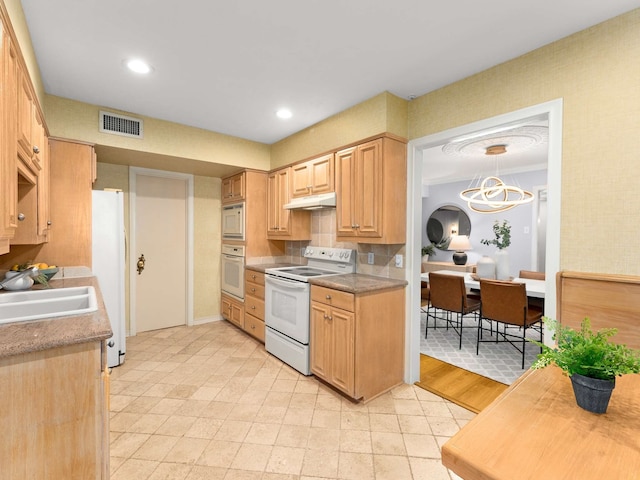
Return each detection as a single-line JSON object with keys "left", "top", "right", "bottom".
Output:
{"left": 222, "top": 203, "right": 245, "bottom": 240}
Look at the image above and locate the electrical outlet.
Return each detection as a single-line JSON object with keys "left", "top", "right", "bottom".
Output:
{"left": 301, "top": 247, "right": 306, "bottom": 257}
{"left": 367, "top": 252, "right": 374, "bottom": 264}
{"left": 395, "top": 254, "right": 403, "bottom": 268}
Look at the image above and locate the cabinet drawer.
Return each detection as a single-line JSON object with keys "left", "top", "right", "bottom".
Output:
{"left": 244, "top": 314, "right": 265, "bottom": 343}
{"left": 311, "top": 285, "right": 354, "bottom": 312}
{"left": 245, "top": 295, "right": 265, "bottom": 320}
{"left": 244, "top": 280, "right": 265, "bottom": 299}
{"left": 245, "top": 270, "right": 265, "bottom": 286}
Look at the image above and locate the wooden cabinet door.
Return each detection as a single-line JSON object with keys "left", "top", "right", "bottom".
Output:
{"left": 267, "top": 168, "right": 291, "bottom": 236}
{"left": 355, "top": 139, "right": 383, "bottom": 237}
{"left": 335, "top": 147, "right": 357, "bottom": 236}
{"left": 292, "top": 153, "right": 334, "bottom": 198}
{"left": 291, "top": 162, "right": 311, "bottom": 198}
{"left": 16, "top": 66, "right": 33, "bottom": 165}
{"left": 1, "top": 28, "right": 18, "bottom": 244}
{"left": 35, "top": 135, "right": 49, "bottom": 238}
{"left": 330, "top": 307, "right": 355, "bottom": 395}
{"left": 310, "top": 301, "right": 332, "bottom": 381}
{"left": 222, "top": 172, "right": 245, "bottom": 204}
{"left": 309, "top": 153, "right": 334, "bottom": 194}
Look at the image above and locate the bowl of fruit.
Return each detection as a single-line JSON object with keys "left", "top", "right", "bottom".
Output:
{"left": 8, "top": 262, "right": 59, "bottom": 287}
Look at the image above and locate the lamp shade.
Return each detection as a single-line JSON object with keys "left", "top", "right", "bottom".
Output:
{"left": 448, "top": 235, "right": 472, "bottom": 252}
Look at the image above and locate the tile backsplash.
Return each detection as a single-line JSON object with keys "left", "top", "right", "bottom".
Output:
{"left": 285, "top": 210, "right": 407, "bottom": 280}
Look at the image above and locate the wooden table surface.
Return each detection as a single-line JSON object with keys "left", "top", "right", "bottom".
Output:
{"left": 442, "top": 366, "right": 640, "bottom": 480}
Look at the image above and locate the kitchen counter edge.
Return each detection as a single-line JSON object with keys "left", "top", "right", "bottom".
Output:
{"left": 0, "top": 276, "right": 113, "bottom": 359}
{"left": 309, "top": 273, "right": 407, "bottom": 294}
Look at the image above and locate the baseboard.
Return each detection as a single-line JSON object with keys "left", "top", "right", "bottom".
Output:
{"left": 192, "top": 315, "right": 223, "bottom": 325}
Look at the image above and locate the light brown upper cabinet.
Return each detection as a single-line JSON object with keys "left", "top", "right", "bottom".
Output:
{"left": 291, "top": 153, "right": 334, "bottom": 198}
{"left": 267, "top": 167, "right": 310, "bottom": 240}
{"left": 221, "top": 171, "right": 245, "bottom": 204}
{"left": 335, "top": 136, "right": 407, "bottom": 244}
{"left": 0, "top": 25, "right": 18, "bottom": 252}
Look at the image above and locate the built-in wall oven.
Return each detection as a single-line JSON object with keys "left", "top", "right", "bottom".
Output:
{"left": 221, "top": 244, "right": 245, "bottom": 299}
{"left": 265, "top": 246, "right": 355, "bottom": 375}
{"left": 222, "top": 203, "right": 245, "bottom": 240}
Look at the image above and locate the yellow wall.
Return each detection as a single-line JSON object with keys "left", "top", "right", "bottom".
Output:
{"left": 93, "top": 163, "right": 221, "bottom": 328}
{"left": 270, "top": 91, "right": 408, "bottom": 168}
{"left": 44, "top": 95, "right": 271, "bottom": 172}
{"left": 408, "top": 8, "right": 640, "bottom": 276}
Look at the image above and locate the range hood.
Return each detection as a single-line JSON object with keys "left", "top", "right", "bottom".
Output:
{"left": 283, "top": 192, "right": 336, "bottom": 210}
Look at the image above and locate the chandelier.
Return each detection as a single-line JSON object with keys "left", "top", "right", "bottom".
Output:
{"left": 459, "top": 144, "right": 534, "bottom": 213}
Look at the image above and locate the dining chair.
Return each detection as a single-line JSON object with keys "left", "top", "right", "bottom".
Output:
{"left": 518, "top": 270, "right": 546, "bottom": 310}
{"left": 519, "top": 270, "right": 545, "bottom": 280}
{"left": 477, "top": 279, "right": 543, "bottom": 368}
{"left": 427, "top": 272, "right": 481, "bottom": 349}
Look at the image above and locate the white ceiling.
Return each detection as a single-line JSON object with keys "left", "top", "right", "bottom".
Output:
{"left": 20, "top": 0, "right": 637, "bottom": 148}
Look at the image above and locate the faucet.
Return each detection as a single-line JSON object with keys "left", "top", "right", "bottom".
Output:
{"left": 0, "top": 266, "right": 39, "bottom": 290}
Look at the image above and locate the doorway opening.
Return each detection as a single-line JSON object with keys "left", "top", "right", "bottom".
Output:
{"left": 404, "top": 99, "right": 563, "bottom": 384}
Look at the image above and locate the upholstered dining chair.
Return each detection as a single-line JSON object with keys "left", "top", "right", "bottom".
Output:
{"left": 477, "top": 279, "right": 543, "bottom": 368}
{"left": 427, "top": 272, "right": 481, "bottom": 349}
{"left": 518, "top": 270, "right": 546, "bottom": 310}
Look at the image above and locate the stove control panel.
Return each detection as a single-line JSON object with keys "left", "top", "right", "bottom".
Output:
{"left": 303, "top": 246, "right": 355, "bottom": 263}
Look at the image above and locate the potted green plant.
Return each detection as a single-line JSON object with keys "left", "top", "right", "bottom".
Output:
{"left": 421, "top": 244, "right": 435, "bottom": 262}
{"left": 481, "top": 220, "right": 511, "bottom": 279}
{"left": 530, "top": 317, "right": 640, "bottom": 414}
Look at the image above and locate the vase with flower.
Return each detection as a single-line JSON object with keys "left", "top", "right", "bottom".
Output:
{"left": 481, "top": 220, "right": 511, "bottom": 280}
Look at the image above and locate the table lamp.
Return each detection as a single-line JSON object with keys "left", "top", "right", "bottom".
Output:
{"left": 448, "top": 235, "right": 472, "bottom": 265}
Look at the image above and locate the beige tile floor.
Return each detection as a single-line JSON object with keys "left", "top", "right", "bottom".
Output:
{"left": 109, "top": 321, "right": 473, "bottom": 479}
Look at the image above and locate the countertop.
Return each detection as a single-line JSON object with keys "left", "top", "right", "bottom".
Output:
{"left": 0, "top": 276, "right": 113, "bottom": 359}
{"left": 309, "top": 273, "right": 407, "bottom": 294}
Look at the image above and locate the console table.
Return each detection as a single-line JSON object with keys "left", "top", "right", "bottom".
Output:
{"left": 442, "top": 366, "right": 640, "bottom": 479}
{"left": 422, "top": 261, "right": 475, "bottom": 273}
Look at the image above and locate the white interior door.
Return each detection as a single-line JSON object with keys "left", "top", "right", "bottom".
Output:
{"left": 130, "top": 168, "right": 194, "bottom": 333}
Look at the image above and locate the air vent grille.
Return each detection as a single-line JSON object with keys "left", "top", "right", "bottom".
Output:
{"left": 99, "top": 111, "right": 143, "bottom": 138}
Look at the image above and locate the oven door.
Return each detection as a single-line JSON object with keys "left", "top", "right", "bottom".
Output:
{"left": 265, "top": 275, "right": 310, "bottom": 343}
{"left": 221, "top": 253, "right": 245, "bottom": 299}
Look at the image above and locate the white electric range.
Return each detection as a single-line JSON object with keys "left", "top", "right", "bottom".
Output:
{"left": 264, "top": 246, "right": 356, "bottom": 375}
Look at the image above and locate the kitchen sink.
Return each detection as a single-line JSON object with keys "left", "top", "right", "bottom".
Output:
{"left": 0, "top": 286, "right": 98, "bottom": 324}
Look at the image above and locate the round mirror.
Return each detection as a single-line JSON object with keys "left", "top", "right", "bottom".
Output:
{"left": 426, "top": 205, "right": 471, "bottom": 249}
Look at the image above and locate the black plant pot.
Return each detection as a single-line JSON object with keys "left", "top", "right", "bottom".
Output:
{"left": 570, "top": 373, "right": 615, "bottom": 414}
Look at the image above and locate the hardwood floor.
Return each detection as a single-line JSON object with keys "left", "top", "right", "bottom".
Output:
{"left": 416, "top": 355, "right": 508, "bottom": 413}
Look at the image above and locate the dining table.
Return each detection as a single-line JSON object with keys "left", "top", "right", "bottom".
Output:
{"left": 420, "top": 270, "right": 546, "bottom": 298}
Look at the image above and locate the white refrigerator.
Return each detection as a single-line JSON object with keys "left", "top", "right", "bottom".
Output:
{"left": 92, "top": 190, "right": 126, "bottom": 368}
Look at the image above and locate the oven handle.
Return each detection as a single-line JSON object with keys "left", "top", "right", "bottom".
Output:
{"left": 266, "top": 275, "right": 308, "bottom": 290}
{"left": 223, "top": 254, "right": 244, "bottom": 263}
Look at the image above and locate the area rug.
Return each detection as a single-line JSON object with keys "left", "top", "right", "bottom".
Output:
{"left": 420, "top": 311, "right": 541, "bottom": 385}
{"left": 416, "top": 355, "right": 508, "bottom": 413}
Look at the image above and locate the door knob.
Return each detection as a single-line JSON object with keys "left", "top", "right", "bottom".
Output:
{"left": 137, "top": 254, "right": 146, "bottom": 275}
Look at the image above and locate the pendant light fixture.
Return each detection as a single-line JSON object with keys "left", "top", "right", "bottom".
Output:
{"left": 459, "top": 144, "right": 534, "bottom": 213}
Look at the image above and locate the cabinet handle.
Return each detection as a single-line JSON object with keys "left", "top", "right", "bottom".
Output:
{"left": 47, "top": 220, "right": 52, "bottom": 226}
{"left": 325, "top": 294, "right": 331, "bottom": 300}
{"left": 251, "top": 324, "right": 255, "bottom": 329}
{"left": 18, "top": 213, "right": 25, "bottom": 221}
{"left": 324, "top": 314, "right": 332, "bottom": 320}
{"left": 251, "top": 288, "right": 256, "bottom": 292}
{"left": 33, "top": 145, "right": 40, "bottom": 154}
{"left": 252, "top": 274, "right": 256, "bottom": 279}
{"left": 355, "top": 224, "right": 360, "bottom": 229}
{"left": 251, "top": 305, "right": 256, "bottom": 310}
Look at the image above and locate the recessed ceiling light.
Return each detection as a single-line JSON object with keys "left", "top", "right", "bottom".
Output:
{"left": 126, "top": 59, "right": 152, "bottom": 74}
{"left": 276, "top": 108, "right": 292, "bottom": 119}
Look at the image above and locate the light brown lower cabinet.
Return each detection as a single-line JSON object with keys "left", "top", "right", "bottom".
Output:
{"left": 221, "top": 293, "right": 244, "bottom": 329}
{"left": 244, "top": 269, "right": 265, "bottom": 342}
{"left": 0, "top": 341, "right": 109, "bottom": 478}
{"left": 310, "top": 284, "right": 405, "bottom": 401}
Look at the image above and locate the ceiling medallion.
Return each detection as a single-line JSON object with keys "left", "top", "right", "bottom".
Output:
{"left": 442, "top": 125, "right": 548, "bottom": 157}
{"left": 459, "top": 144, "right": 534, "bottom": 213}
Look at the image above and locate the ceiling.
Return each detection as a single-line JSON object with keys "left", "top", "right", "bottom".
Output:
{"left": 19, "top": 1, "right": 637, "bottom": 179}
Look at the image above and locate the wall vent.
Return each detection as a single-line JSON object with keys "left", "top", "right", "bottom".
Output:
{"left": 99, "top": 111, "right": 143, "bottom": 138}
